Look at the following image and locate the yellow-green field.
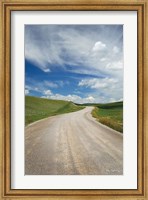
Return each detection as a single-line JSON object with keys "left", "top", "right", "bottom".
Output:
{"left": 25, "top": 96, "right": 85, "bottom": 125}
{"left": 91, "top": 102, "right": 123, "bottom": 133}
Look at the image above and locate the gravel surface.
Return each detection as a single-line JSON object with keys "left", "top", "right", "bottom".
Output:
{"left": 25, "top": 107, "right": 123, "bottom": 175}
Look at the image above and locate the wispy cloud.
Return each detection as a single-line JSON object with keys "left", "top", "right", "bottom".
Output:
{"left": 25, "top": 79, "right": 64, "bottom": 93}
{"left": 25, "top": 25, "right": 123, "bottom": 103}
{"left": 78, "top": 77, "right": 118, "bottom": 89}
{"left": 25, "top": 25, "right": 123, "bottom": 75}
{"left": 44, "top": 81, "right": 58, "bottom": 88}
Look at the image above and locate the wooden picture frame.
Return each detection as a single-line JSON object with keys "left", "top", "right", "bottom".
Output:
{"left": 0, "top": 0, "right": 147, "bottom": 199}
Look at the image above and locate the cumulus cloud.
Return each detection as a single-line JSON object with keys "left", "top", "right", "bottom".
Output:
{"left": 85, "top": 96, "right": 95, "bottom": 102}
{"left": 42, "top": 91, "right": 95, "bottom": 104}
{"left": 43, "top": 90, "right": 52, "bottom": 95}
{"left": 25, "top": 25, "right": 123, "bottom": 76}
{"left": 78, "top": 77, "right": 123, "bottom": 103}
{"left": 25, "top": 25, "right": 123, "bottom": 103}
{"left": 92, "top": 41, "right": 106, "bottom": 52}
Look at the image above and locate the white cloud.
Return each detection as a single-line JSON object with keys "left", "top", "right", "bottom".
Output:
{"left": 44, "top": 81, "right": 58, "bottom": 88}
{"left": 106, "top": 60, "right": 123, "bottom": 70}
{"left": 78, "top": 78, "right": 118, "bottom": 89}
{"left": 41, "top": 90, "right": 96, "bottom": 104}
{"left": 34, "top": 87, "right": 39, "bottom": 91}
{"left": 56, "top": 80, "right": 69, "bottom": 87}
{"left": 25, "top": 25, "right": 123, "bottom": 77}
{"left": 43, "top": 92, "right": 122, "bottom": 104}
{"left": 85, "top": 96, "right": 95, "bottom": 102}
{"left": 40, "top": 84, "right": 122, "bottom": 104}
{"left": 25, "top": 84, "right": 41, "bottom": 94}
{"left": 113, "top": 46, "right": 119, "bottom": 54}
{"left": 25, "top": 89, "right": 29, "bottom": 95}
{"left": 51, "top": 94, "right": 82, "bottom": 103}
{"left": 109, "top": 98, "right": 116, "bottom": 102}
{"left": 43, "top": 90, "right": 52, "bottom": 95}
{"left": 25, "top": 25, "right": 123, "bottom": 103}
{"left": 25, "top": 79, "right": 64, "bottom": 94}
{"left": 100, "top": 57, "right": 107, "bottom": 62}
{"left": 43, "top": 68, "right": 50, "bottom": 73}
{"left": 92, "top": 41, "right": 106, "bottom": 52}
{"left": 78, "top": 77, "right": 123, "bottom": 103}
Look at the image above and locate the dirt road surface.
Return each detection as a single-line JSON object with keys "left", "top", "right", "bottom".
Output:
{"left": 25, "top": 107, "right": 123, "bottom": 175}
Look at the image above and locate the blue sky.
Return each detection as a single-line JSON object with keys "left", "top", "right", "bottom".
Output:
{"left": 25, "top": 25, "right": 123, "bottom": 103}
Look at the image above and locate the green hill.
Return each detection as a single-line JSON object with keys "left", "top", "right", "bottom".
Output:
{"left": 25, "top": 96, "right": 85, "bottom": 125}
{"left": 92, "top": 101, "right": 123, "bottom": 133}
{"left": 76, "top": 101, "right": 123, "bottom": 108}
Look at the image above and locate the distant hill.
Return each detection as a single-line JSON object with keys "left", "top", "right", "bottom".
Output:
{"left": 76, "top": 101, "right": 123, "bottom": 109}
{"left": 96, "top": 101, "right": 123, "bottom": 109}
{"left": 25, "top": 96, "right": 84, "bottom": 125}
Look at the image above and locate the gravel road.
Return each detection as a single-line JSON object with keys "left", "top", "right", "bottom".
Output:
{"left": 25, "top": 107, "right": 123, "bottom": 175}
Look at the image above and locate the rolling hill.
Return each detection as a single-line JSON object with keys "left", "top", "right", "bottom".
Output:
{"left": 25, "top": 96, "right": 85, "bottom": 125}
{"left": 91, "top": 102, "right": 123, "bottom": 133}
{"left": 25, "top": 96, "right": 123, "bottom": 132}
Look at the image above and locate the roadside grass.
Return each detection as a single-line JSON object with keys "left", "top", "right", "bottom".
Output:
{"left": 25, "top": 96, "right": 85, "bottom": 126}
{"left": 91, "top": 102, "right": 123, "bottom": 133}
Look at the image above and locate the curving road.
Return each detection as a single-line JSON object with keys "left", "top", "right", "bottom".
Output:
{"left": 25, "top": 107, "right": 123, "bottom": 175}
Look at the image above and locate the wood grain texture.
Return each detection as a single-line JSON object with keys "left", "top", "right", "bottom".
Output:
{"left": 144, "top": 2, "right": 148, "bottom": 199}
{"left": 0, "top": 1, "right": 4, "bottom": 200}
{"left": 0, "top": 0, "right": 147, "bottom": 4}
{"left": 0, "top": 0, "right": 147, "bottom": 199}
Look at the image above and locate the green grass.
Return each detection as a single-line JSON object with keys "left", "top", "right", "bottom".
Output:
{"left": 91, "top": 102, "right": 123, "bottom": 133}
{"left": 25, "top": 96, "right": 85, "bottom": 126}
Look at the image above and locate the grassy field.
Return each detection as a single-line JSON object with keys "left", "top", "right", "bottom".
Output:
{"left": 25, "top": 96, "right": 85, "bottom": 125}
{"left": 91, "top": 102, "right": 123, "bottom": 133}
{"left": 25, "top": 96, "right": 123, "bottom": 132}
